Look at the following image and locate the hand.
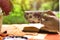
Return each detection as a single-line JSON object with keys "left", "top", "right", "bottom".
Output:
{"left": 41, "top": 13, "right": 59, "bottom": 32}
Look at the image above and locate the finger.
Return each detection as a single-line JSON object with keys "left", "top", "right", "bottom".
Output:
{"left": 46, "top": 11, "right": 56, "bottom": 16}
{"left": 42, "top": 14, "right": 55, "bottom": 19}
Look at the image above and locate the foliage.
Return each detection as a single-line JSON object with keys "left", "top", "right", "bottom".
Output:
{"left": 56, "top": 12, "right": 60, "bottom": 18}
{"left": 39, "top": 2, "right": 52, "bottom": 10}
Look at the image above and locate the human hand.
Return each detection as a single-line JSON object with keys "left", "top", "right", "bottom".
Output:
{"left": 41, "top": 11, "right": 59, "bottom": 32}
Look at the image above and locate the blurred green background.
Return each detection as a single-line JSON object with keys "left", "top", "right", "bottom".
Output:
{"left": 3, "top": 0, "right": 59, "bottom": 24}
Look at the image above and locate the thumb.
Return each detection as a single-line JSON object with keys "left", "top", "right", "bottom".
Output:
{"left": 42, "top": 14, "right": 55, "bottom": 19}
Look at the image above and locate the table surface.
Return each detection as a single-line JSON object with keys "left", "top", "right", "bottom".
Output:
{"left": 0, "top": 24, "right": 60, "bottom": 40}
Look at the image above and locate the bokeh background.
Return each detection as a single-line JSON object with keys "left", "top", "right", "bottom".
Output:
{"left": 3, "top": 0, "right": 59, "bottom": 24}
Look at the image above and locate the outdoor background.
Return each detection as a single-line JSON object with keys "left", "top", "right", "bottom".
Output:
{"left": 3, "top": 0, "right": 59, "bottom": 24}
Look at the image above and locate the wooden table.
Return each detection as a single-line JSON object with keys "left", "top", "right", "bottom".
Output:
{"left": 0, "top": 24, "right": 60, "bottom": 40}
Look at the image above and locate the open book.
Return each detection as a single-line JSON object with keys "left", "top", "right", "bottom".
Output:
{"left": 22, "top": 24, "right": 58, "bottom": 34}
